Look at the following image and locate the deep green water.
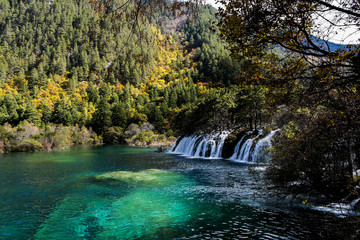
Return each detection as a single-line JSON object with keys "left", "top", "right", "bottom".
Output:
{"left": 0, "top": 145, "right": 342, "bottom": 239}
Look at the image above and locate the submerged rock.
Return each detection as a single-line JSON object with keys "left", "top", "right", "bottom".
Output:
{"left": 97, "top": 190, "right": 192, "bottom": 239}
{"left": 93, "top": 169, "right": 184, "bottom": 187}
{"left": 34, "top": 170, "right": 196, "bottom": 239}
{"left": 284, "top": 191, "right": 329, "bottom": 205}
{"left": 155, "top": 146, "right": 166, "bottom": 152}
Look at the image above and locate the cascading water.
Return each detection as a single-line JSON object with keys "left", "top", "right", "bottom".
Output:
{"left": 229, "top": 130, "right": 279, "bottom": 163}
{"left": 171, "top": 135, "right": 201, "bottom": 156}
{"left": 170, "top": 129, "right": 279, "bottom": 162}
{"left": 236, "top": 131, "right": 262, "bottom": 162}
{"left": 229, "top": 133, "right": 249, "bottom": 160}
{"left": 170, "top": 131, "right": 229, "bottom": 159}
{"left": 185, "top": 136, "right": 202, "bottom": 156}
{"left": 170, "top": 138, "right": 179, "bottom": 152}
{"left": 214, "top": 131, "right": 229, "bottom": 158}
{"left": 251, "top": 129, "right": 280, "bottom": 162}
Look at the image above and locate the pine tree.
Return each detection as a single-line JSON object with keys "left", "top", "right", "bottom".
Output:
{"left": 40, "top": 100, "right": 52, "bottom": 125}
{"left": 52, "top": 99, "right": 73, "bottom": 125}
{"left": 29, "top": 68, "right": 39, "bottom": 91}
{"left": 86, "top": 82, "right": 99, "bottom": 104}
{"left": 3, "top": 94, "right": 19, "bottom": 125}
{"left": 0, "top": 106, "right": 9, "bottom": 124}
{"left": 93, "top": 95, "right": 112, "bottom": 134}
{"left": 23, "top": 97, "right": 41, "bottom": 125}
{"left": 153, "top": 106, "right": 164, "bottom": 132}
{"left": 169, "top": 91, "right": 178, "bottom": 109}
{"left": 0, "top": 56, "right": 7, "bottom": 82}
{"left": 111, "top": 101, "right": 128, "bottom": 129}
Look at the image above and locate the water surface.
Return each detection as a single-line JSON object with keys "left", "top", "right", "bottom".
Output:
{"left": 0, "top": 145, "right": 344, "bottom": 239}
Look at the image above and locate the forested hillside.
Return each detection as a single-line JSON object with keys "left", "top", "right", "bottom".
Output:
{"left": 0, "top": 0, "right": 250, "bottom": 152}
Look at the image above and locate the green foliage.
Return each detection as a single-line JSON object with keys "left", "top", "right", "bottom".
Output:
{"left": 267, "top": 107, "right": 359, "bottom": 200}
{"left": 234, "top": 85, "right": 267, "bottom": 130}
{"left": 0, "top": 121, "right": 101, "bottom": 153}
{"left": 51, "top": 132, "right": 72, "bottom": 151}
{"left": 0, "top": 1, "right": 264, "bottom": 151}
{"left": 103, "top": 126, "right": 124, "bottom": 144}
{"left": 0, "top": 0, "right": 217, "bottom": 138}
{"left": 217, "top": 0, "right": 360, "bottom": 200}
{"left": 123, "top": 122, "right": 172, "bottom": 147}
{"left": 14, "top": 139, "right": 43, "bottom": 152}
{"left": 181, "top": 5, "right": 242, "bottom": 85}
{"left": 92, "top": 94, "right": 112, "bottom": 134}
{"left": 51, "top": 99, "right": 74, "bottom": 126}
{"left": 174, "top": 85, "right": 267, "bottom": 134}
{"left": 0, "top": 0, "right": 155, "bottom": 86}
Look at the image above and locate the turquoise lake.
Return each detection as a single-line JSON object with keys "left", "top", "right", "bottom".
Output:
{"left": 0, "top": 145, "right": 344, "bottom": 239}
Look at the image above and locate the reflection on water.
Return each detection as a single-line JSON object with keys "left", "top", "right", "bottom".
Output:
{"left": 0, "top": 145, "right": 351, "bottom": 239}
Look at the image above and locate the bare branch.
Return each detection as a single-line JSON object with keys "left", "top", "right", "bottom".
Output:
{"left": 313, "top": 0, "right": 360, "bottom": 18}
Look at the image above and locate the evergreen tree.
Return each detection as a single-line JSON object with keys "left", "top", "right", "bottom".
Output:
{"left": 52, "top": 99, "right": 73, "bottom": 125}
{"left": 23, "top": 97, "right": 41, "bottom": 125}
{"left": 111, "top": 101, "right": 128, "bottom": 129}
{"left": 86, "top": 82, "right": 99, "bottom": 104}
{"left": 93, "top": 94, "right": 112, "bottom": 134}
{"left": 3, "top": 94, "right": 19, "bottom": 125}
{"left": 0, "top": 106, "right": 9, "bottom": 124}
{"left": 40, "top": 101, "right": 52, "bottom": 125}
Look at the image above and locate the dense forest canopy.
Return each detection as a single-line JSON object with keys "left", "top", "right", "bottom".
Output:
{"left": 0, "top": 0, "right": 252, "bottom": 151}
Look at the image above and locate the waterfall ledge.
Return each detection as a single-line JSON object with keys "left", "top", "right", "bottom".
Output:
{"left": 169, "top": 129, "right": 280, "bottom": 163}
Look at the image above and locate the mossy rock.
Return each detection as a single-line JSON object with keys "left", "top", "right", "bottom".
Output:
{"left": 222, "top": 131, "right": 248, "bottom": 158}
{"left": 97, "top": 190, "right": 192, "bottom": 239}
{"left": 35, "top": 186, "right": 194, "bottom": 239}
{"left": 93, "top": 169, "right": 184, "bottom": 187}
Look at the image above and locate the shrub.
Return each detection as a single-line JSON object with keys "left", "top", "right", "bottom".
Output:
{"left": 15, "top": 139, "right": 44, "bottom": 152}
{"left": 52, "top": 133, "right": 72, "bottom": 150}
{"left": 103, "top": 127, "right": 123, "bottom": 144}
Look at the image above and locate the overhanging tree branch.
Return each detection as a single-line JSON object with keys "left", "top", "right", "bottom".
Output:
{"left": 313, "top": 0, "right": 360, "bottom": 18}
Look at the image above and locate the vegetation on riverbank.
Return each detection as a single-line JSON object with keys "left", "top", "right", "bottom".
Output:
{"left": 0, "top": 121, "right": 101, "bottom": 152}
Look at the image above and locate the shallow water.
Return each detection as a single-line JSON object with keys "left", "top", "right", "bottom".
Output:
{"left": 0, "top": 145, "right": 346, "bottom": 239}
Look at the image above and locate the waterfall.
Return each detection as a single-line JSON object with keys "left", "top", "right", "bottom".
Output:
{"left": 228, "top": 129, "right": 279, "bottom": 163}
{"left": 170, "top": 131, "right": 229, "bottom": 159}
{"left": 236, "top": 131, "right": 262, "bottom": 162}
{"left": 169, "top": 129, "right": 279, "bottom": 163}
{"left": 170, "top": 138, "right": 179, "bottom": 152}
{"left": 193, "top": 138, "right": 205, "bottom": 157}
{"left": 229, "top": 132, "right": 250, "bottom": 160}
{"left": 214, "top": 131, "right": 229, "bottom": 158}
{"left": 171, "top": 135, "right": 200, "bottom": 156}
{"left": 184, "top": 136, "right": 202, "bottom": 156}
{"left": 251, "top": 129, "right": 280, "bottom": 163}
